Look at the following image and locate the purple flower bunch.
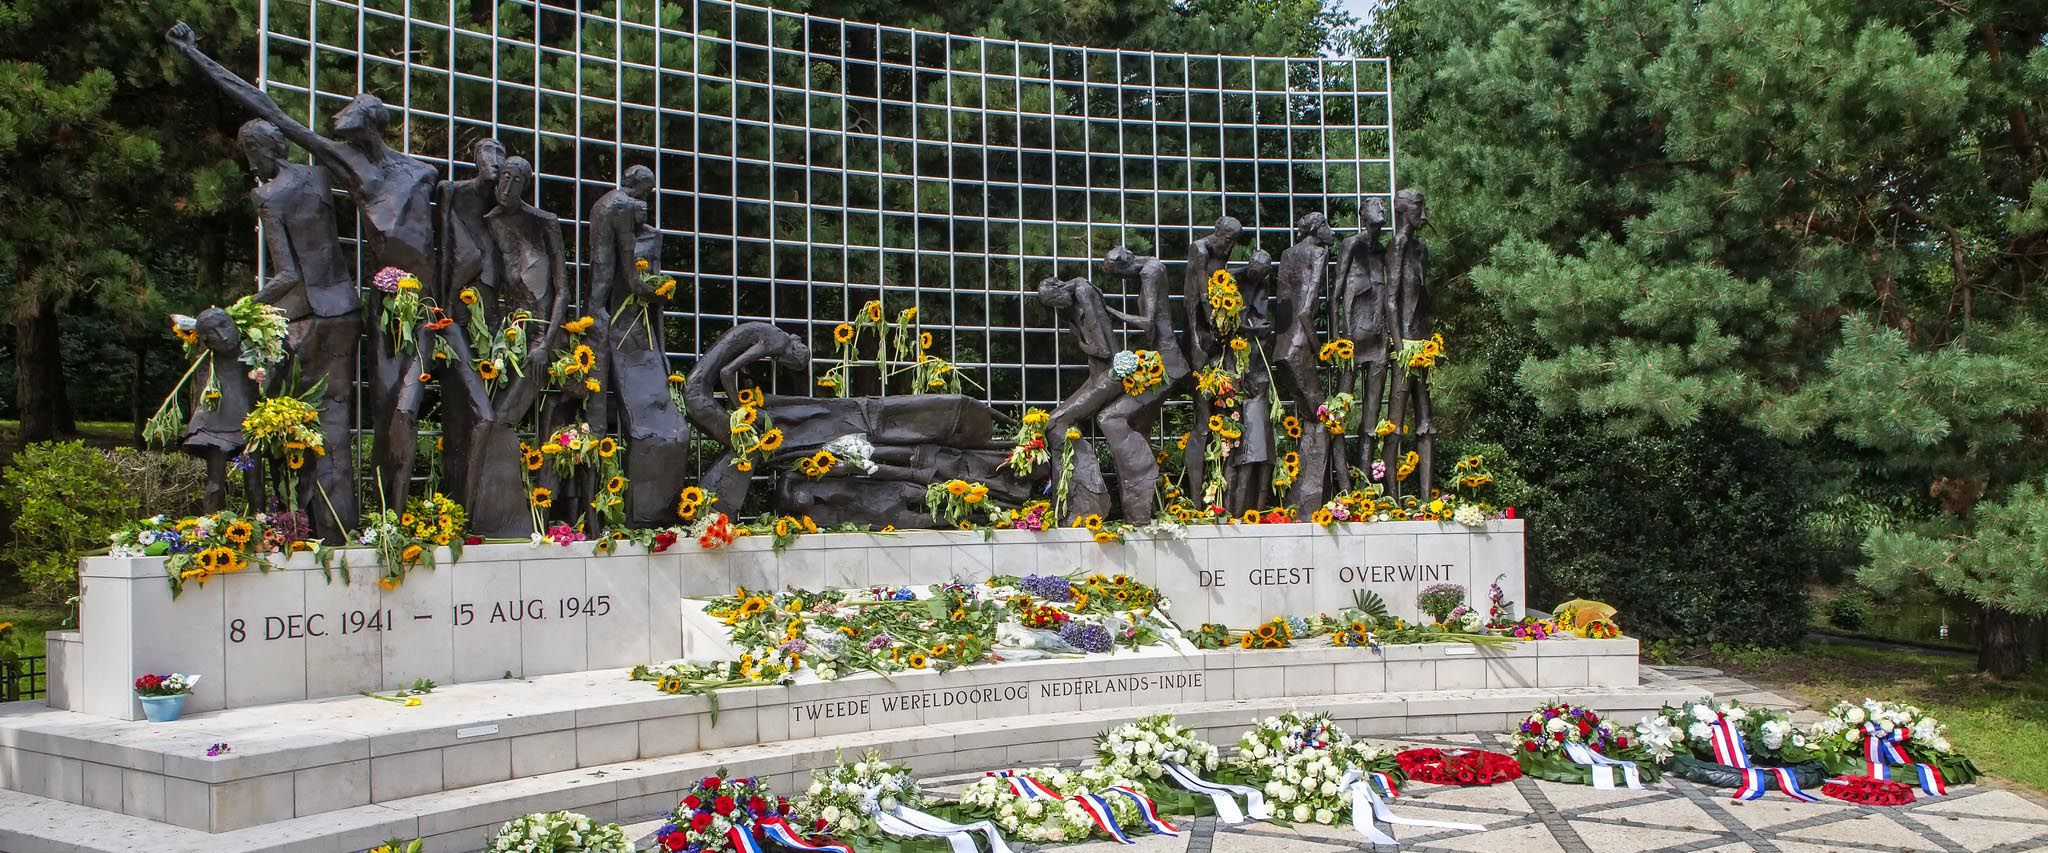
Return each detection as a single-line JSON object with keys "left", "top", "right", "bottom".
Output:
{"left": 1017, "top": 573, "right": 1073, "bottom": 602}
{"left": 1060, "top": 620, "right": 1113, "bottom": 653}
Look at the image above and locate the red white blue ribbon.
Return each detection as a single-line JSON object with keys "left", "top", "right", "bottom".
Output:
{"left": 988, "top": 769, "right": 1063, "bottom": 801}
{"left": 1708, "top": 715, "right": 1751, "bottom": 769}
{"left": 1368, "top": 771, "right": 1401, "bottom": 800}
{"left": 1862, "top": 723, "right": 1947, "bottom": 796}
{"left": 756, "top": 817, "right": 854, "bottom": 853}
{"left": 1106, "top": 786, "right": 1179, "bottom": 836}
{"left": 1074, "top": 791, "right": 1134, "bottom": 844}
{"left": 726, "top": 825, "right": 767, "bottom": 853}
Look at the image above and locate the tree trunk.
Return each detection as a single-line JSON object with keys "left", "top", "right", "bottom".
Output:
{"left": 1977, "top": 605, "right": 2026, "bottom": 678}
{"left": 129, "top": 339, "right": 148, "bottom": 447}
{"left": 14, "top": 297, "right": 75, "bottom": 445}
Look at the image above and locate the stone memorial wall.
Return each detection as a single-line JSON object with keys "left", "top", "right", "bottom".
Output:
{"left": 59, "top": 520, "right": 1523, "bottom": 720}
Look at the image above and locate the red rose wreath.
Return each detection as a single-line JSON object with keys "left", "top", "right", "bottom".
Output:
{"left": 1395, "top": 748, "right": 1524, "bottom": 786}
{"left": 1822, "top": 775, "right": 1916, "bottom": 807}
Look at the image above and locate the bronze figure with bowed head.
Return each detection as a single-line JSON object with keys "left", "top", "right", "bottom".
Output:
{"left": 683, "top": 322, "right": 813, "bottom": 516}
{"left": 1383, "top": 189, "right": 1437, "bottom": 499}
{"left": 1180, "top": 216, "right": 1243, "bottom": 496}
{"left": 435, "top": 157, "right": 574, "bottom": 537}
{"left": 1273, "top": 212, "right": 1339, "bottom": 511}
{"left": 1096, "top": 246, "right": 1189, "bottom": 523}
{"left": 178, "top": 309, "right": 264, "bottom": 514}
{"left": 237, "top": 119, "right": 360, "bottom": 539}
{"left": 1220, "top": 250, "right": 1280, "bottom": 514}
{"left": 1032, "top": 276, "right": 1118, "bottom": 523}
{"left": 1335, "top": 196, "right": 1392, "bottom": 486}
{"left": 594, "top": 166, "right": 692, "bottom": 526}
{"left": 169, "top": 22, "right": 441, "bottom": 509}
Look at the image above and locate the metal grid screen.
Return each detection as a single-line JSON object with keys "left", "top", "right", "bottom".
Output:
{"left": 255, "top": 0, "right": 1396, "bottom": 410}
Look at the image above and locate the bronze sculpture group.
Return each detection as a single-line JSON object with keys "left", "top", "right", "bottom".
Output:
{"left": 162, "top": 22, "right": 1438, "bottom": 538}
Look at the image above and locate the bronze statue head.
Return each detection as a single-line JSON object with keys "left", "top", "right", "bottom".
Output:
{"left": 1363, "top": 197, "right": 1388, "bottom": 231}
{"left": 236, "top": 119, "right": 288, "bottom": 180}
{"left": 1210, "top": 216, "right": 1243, "bottom": 245}
{"left": 330, "top": 93, "right": 391, "bottom": 143}
{"left": 495, "top": 156, "right": 534, "bottom": 209}
{"left": 470, "top": 138, "right": 508, "bottom": 183}
{"left": 776, "top": 329, "right": 813, "bottom": 370}
{"left": 194, "top": 307, "right": 241, "bottom": 353}
{"left": 1295, "top": 211, "right": 1334, "bottom": 245}
{"left": 1102, "top": 246, "right": 1142, "bottom": 276}
{"left": 622, "top": 164, "right": 655, "bottom": 200}
{"left": 1035, "top": 276, "right": 1076, "bottom": 309}
{"left": 1393, "top": 189, "right": 1426, "bottom": 234}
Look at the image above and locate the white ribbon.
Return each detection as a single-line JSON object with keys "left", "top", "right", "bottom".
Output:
{"left": 1337, "top": 768, "right": 1487, "bottom": 847}
{"left": 1162, "top": 762, "right": 1271, "bottom": 824}
{"left": 868, "top": 801, "right": 1014, "bottom": 853}
{"left": 1562, "top": 741, "right": 1643, "bottom": 790}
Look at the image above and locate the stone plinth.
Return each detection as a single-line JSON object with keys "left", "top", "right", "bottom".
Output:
{"left": 59, "top": 520, "right": 1524, "bottom": 719}
{"left": 2, "top": 637, "right": 1638, "bottom": 835}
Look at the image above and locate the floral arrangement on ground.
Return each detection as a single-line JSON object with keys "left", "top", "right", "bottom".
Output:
{"left": 630, "top": 573, "right": 1180, "bottom": 702}
{"left": 1508, "top": 701, "right": 1659, "bottom": 785}
{"left": 1216, "top": 711, "right": 1403, "bottom": 825}
{"left": 485, "top": 810, "right": 631, "bottom": 853}
{"left": 953, "top": 764, "right": 1163, "bottom": 844}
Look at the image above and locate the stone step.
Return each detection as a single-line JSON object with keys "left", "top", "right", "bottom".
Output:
{"left": 0, "top": 678, "right": 1706, "bottom": 853}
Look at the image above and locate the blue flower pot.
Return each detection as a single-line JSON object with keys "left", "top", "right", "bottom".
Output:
{"left": 138, "top": 693, "right": 188, "bottom": 723}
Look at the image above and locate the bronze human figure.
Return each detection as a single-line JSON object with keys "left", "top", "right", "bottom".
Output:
{"left": 594, "top": 166, "right": 691, "bottom": 526}
{"left": 1219, "top": 251, "right": 1277, "bottom": 514}
{"left": 1383, "top": 189, "right": 1436, "bottom": 499}
{"left": 434, "top": 140, "right": 507, "bottom": 509}
{"left": 1034, "top": 276, "right": 1117, "bottom": 523}
{"left": 436, "top": 157, "right": 572, "bottom": 536}
{"left": 1180, "top": 217, "right": 1242, "bottom": 497}
{"left": 1272, "top": 212, "right": 1337, "bottom": 511}
{"left": 169, "top": 22, "right": 441, "bottom": 511}
{"left": 179, "top": 309, "right": 263, "bottom": 513}
{"left": 1095, "top": 246, "right": 1188, "bottom": 523}
{"left": 683, "top": 322, "right": 813, "bottom": 516}
{"left": 1335, "top": 197, "right": 1391, "bottom": 487}
{"left": 237, "top": 119, "right": 360, "bottom": 539}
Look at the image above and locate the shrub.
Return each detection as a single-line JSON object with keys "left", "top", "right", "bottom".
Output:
{"left": 1449, "top": 336, "right": 1821, "bottom": 647}
{"left": 1, "top": 441, "right": 134, "bottom": 601}
{"left": 1824, "top": 590, "right": 1872, "bottom": 633}
{"left": 102, "top": 447, "right": 208, "bottom": 520}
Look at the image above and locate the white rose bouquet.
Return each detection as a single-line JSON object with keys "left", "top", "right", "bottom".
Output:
{"left": 954, "top": 764, "right": 1153, "bottom": 844}
{"left": 1806, "top": 699, "right": 1979, "bottom": 785}
{"left": 1220, "top": 711, "right": 1401, "bottom": 825}
{"left": 486, "top": 811, "right": 632, "bottom": 853}
{"left": 791, "top": 749, "right": 927, "bottom": 841}
{"left": 1095, "top": 714, "right": 1221, "bottom": 782}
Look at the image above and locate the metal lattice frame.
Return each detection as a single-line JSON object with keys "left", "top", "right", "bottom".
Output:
{"left": 255, "top": 0, "right": 1396, "bottom": 413}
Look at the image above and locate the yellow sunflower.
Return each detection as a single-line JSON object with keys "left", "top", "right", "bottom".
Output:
{"left": 572, "top": 344, "right": 597, "bottom": 373}
{"left": 597, "top": 437, "right": 618, "bottom": 458}
{"left": 605, "top": 476, "right": 626, "bottom": 494}
{"left": 531, "top": 487, "right": 554, "bottom": 508}
{"left": 946, "top": 480, "right": 970, "bottom": 496}
{"left": 458, "top": 287, "right": 479, "bottom": 305}
{"left": 737, "top": 387, "right": 764, "bottom": 407}
{"left": 477, "top": 360, "right": 501, "bottom": 380}
{"left": 1079, "top": 513, "right": 1105, "bottom": 531}
{"left": 755, "top": 428, "right": 785, "bottom": 452}
{"left": 1230, "top": 336, "right": 1248, "bottom": 352}
{"left": 524, "top": 449, "right": 545, "bottom": 471}
{"left": 224, "top": 519, "right": 254, "bottom": 545}
{"left": 833, "top": 323, "right": 855, "bottom": 344}
{"left": 679, "top": 486, "right": 707, "bottom": 506}
{"left": 919, "top": 331, "right": 934, "bottom": 350}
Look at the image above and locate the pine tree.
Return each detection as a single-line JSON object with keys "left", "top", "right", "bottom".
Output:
{"left": 1377, "top": 0, "right": 2047, "bottom": 674}
{"left": 1, "top": 0, "right": 256, "bottom": 444}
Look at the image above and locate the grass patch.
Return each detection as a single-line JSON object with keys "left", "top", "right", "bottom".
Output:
{"left": 1693, "top": 643, "right": 2048, "bottom": 796}
{"left": 0, "top": 601, "right": 72, "bottom": 658}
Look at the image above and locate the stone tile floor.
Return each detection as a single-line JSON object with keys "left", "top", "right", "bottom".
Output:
{"left": 624, "top": 668, "right": 2048, "bottom": 852}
